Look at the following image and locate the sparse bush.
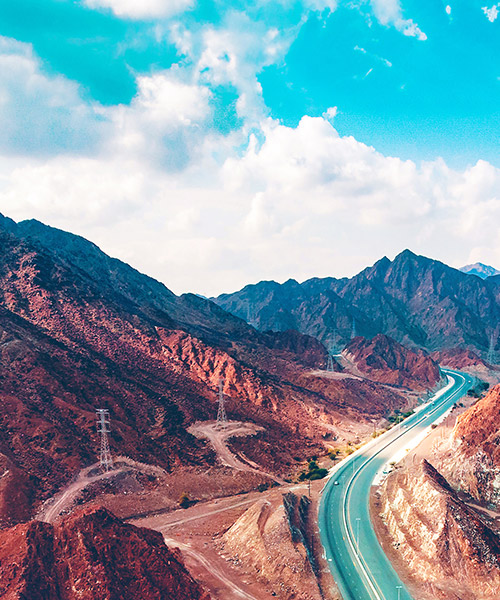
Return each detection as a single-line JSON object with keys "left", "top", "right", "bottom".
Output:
{"left": 179, "top": 492, "right": 190, "bottom": 508}
{"left": 327, "top": 448, "right": 340, "bottom": 460}
{"left": 308, "top": 468, "right": 328, "bottom": 480}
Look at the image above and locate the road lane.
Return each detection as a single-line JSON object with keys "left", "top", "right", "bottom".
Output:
{"left": 318, "top": 369, "right": 473, "bottom": 600}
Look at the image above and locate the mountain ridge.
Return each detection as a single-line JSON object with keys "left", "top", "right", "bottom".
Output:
{"left": 460, "top": 262, "right": 500, "bottom": 279}
{"left": 215, "top": 249, "right": 500, "bottom": 358}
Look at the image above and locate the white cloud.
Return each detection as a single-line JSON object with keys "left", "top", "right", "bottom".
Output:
{"left": 370, "top": 0, "right": 427, "bottom": 40}
{"left": 482, "top": 4, "right": 499, "bottom": 22}
{"left": 0, "top": 37, "right": 102, "bottom": 155}
{"left": 445, "top": 5, "right": 452, "bottom": 15}
{"left": 0, "top": 5, "right": 498, "bottom": 297}
{"left": 84, "top": 0, "right": 193, "bottom": 20}
{"left": 1, "top": 113, "right": 499, "bottom": 295}
{"left": 107, "top": 72, "right": 214, "bottom": 170}
{"left": 168, "top": 12, "right": 298, "bottom": 128}
{"left": 303, "top": 0, "right": 338, "bottom": 11}
{"left": 324, "top": 106, "right": 338, "bottom": 121}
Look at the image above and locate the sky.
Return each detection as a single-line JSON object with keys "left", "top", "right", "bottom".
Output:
{"left": 0, "top": 0, "right": 499, "bottom": 296}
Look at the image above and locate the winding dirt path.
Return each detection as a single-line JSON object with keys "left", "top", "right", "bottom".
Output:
{"left": 38, "top": 464, "right": 122, "bottom": 524}
{"left": 188, "top": 420, "right": 285, "bottom": 484}
{"left": 164, "top": 537, "right": 258, "bottom": 600}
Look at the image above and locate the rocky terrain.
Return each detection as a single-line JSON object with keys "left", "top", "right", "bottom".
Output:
{"left": 431, "top": 348, "right": 500, "bottom": 389}
{"left": 0, "top": 212, "right": 467, "bottom": 600}
{"left": 377, "top": 459, "right": 500, "bottom": 600}
{"left": 215, "top": 250, "right": 500, "bottom": 357}
{"left": 219, "top": 492, "right": 322, "bottom": 600}
{"left": 0, "top": 214, "right": 436, "bottom": 529}
{"left": 436, "top": 384, "right": 500, "bottom": 508}
{"left": 342, "top": 334, "right": 442, "bottom": 390}
{"left": 431, "top": 347, "right": 494, "bottom": 370}
{"left": 0, "top": 506, "right": 211, "bottom": 600}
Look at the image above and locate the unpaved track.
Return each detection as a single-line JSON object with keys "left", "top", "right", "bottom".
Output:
{"left": 38, "top": 464, "right": 122, "bottom": 523}
{"left": 154, "top": 497, "right": 259, "bottom": 529}
{"left": 188, "top": 420, "right": 285, "bottom": 484}
{"left": 164, "top": 537, "right": 258, "bottom": 600}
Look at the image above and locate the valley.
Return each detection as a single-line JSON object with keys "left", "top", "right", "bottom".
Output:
{"left": 0, "top": 213, "right": 499, "bottom": 599}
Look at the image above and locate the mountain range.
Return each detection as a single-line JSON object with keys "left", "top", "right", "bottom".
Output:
{"left": 215, "top": 250, "right": 500, "bottom": 358}
{"left": 0, "top": 214, "right": 432, "bottom": 526}
{"left": 460, "top": 262, "right": 500, "bottom": 279}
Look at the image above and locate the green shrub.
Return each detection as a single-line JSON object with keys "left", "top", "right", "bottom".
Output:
{"left": 308, "top": 468, "right": 328, "bottom": 480}
{"left": 179, "top": 492, "right": 190, "bottom": 508}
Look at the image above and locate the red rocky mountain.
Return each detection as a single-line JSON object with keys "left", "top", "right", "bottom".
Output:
{"left": 0, "top": 214, "right": 434, "bottom": 527}
{"left": 343, "top": 334, "right": 441, "bottom": 390}
{"left": 0, "top": 506, "right": 211, "bottom": 600}
{"left": 446, "top": 384, "right": 500, "bottom": 506}
{"left": 379, "top": 459, "right": 500, "bottom": 600}
{"left": 430, "top": 347, "right": 494, "bottom": 370}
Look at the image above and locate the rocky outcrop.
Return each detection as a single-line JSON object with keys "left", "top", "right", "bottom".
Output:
{"left": 215, "top": 250, "right": 500, "bottom": 357}
{"left": 0, "top": 506, "right": 211, "bottom": 600}
{"left": 343, "top": 334, "right": 441, "bottom": 390}
{"left": 379, "top": 460, "right": 500, "bottom": 600}
{"left": 431, "top": 347, "right": 495, "bottom": 370}
{"left": 219, "top": 494, "right": 321, "bottom": 600}
{"left": 442, "top": 385, "right": 500, "bottom": 507}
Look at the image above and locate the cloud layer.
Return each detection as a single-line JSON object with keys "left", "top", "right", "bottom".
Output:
{"left": 0, "top": 2, "right": 498, "bottom": 296}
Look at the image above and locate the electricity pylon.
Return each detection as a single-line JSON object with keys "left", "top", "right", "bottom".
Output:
{"left": 487, "top": 328, "right": 498, "bottom": 365}
{"left": 216, "top": 379, "right": 228, "bottom": 429}
{"left": 326, "top": 338, "right": 337, "bottom": 371}
{"left": 96, "top": 409, "right": 113, "bottom": 472}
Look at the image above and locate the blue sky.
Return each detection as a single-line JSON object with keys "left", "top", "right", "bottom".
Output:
{"left": 0, "top": 0, "right": 498, "bottom": 294}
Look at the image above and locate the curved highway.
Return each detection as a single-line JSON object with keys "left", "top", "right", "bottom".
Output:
{"left": 318, "top": 368, "right": 473, "bottom": 600}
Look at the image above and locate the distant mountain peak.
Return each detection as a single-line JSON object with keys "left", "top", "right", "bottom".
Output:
{"left": 395, "top": 248, "right": 417, "bottom": 259}
{"left": 460, "top": 262, "right": 500, "bottom": 279}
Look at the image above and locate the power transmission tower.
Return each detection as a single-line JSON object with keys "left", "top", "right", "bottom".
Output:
{"left": 487, "top": 329, "right": 498, "bottom": 364}
{"left": 246, "top": 299, "right": 256, "bottom": 328}
{"left": 216, "top": 379, "right": 228, "bottom": 429}
{"left": 96, "top": 409, "right": 113, "bottom": 472}
{"left": 326, "top": 340, "right": 337, "bottom": 371}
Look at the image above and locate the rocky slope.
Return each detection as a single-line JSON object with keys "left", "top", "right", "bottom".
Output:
{"left": 431, "top": 347, "right": 493, "bottom": 370}
{"left": 215, "top": 250, "right": 500, "bottom": 357}
{"left": 219, "top": 493, "right": 322, "bottom": 600}
{"left": 0, "top": 506, "right": 211, "bottom": 600}
{"left": 343, "top": 334, "right": 441, "bottom": 390}
{"left": 437, "top": 385, "right": 500, "bottom": 507}
{"left": 378, "top": 459, "right": 500, "bottom": 600}
{"left": 0, "top": 214, "right": 430, "bottom": 526}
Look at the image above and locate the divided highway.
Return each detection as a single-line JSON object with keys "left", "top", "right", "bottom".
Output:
{"left": 318, "top": 369, "right": 473, "bottom": 600}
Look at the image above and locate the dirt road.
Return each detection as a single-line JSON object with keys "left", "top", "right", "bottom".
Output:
{"left": 188, "top": 420, "right": 285, "bottom": 484}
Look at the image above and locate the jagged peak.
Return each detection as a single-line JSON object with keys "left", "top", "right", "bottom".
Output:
{"left": 0, "top": 213, "right": 17, "bottom": 232}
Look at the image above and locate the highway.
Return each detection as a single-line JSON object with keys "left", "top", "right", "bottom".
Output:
{"left": 318, "top": 368, "right": 473, "bottom": 600}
